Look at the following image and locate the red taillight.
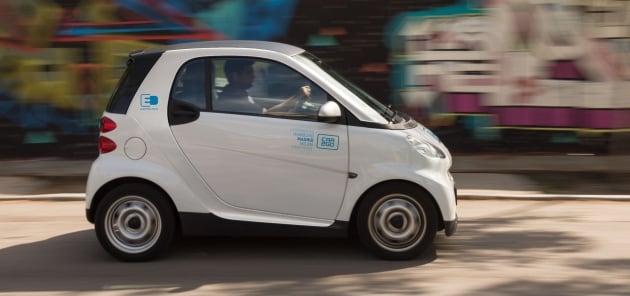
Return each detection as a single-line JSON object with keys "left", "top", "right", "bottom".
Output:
{"left": 99, "top": 136, "right": 117, "bottom": 154}
{"left": 101, "top": 117, "right": 117, "bottom": 133}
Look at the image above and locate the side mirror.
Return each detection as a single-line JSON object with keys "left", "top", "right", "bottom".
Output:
{"left": 317, "top": 101, "right": 342, "bottom": 123}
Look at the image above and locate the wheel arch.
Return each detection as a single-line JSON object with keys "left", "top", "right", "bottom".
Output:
{"left": 348, "top": 180, "right": 445, "bottom": 235}
{"left": 86, "top": 177, "right": 179, "bottom": 230}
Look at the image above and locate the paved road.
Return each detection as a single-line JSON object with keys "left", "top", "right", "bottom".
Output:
{"left": 1, "top": 200, "right": 630, "bottom": 296}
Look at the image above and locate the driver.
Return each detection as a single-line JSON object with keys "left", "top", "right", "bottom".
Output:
{"left": 215, "top": 59, "right": 311, "bottom": 114}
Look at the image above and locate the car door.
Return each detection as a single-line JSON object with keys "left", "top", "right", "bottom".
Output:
{"left": 169, "top": 57, "right": 349, "bottom": 220}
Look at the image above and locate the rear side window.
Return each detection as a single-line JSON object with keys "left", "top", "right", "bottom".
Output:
{"left": 106, "top": 52, "right": 162, "bottom": 114}
{"left": 170, "top": 58, "right": 209, "bottom": 110}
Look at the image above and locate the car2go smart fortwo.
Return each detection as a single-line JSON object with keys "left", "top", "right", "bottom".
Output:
{"left": 86, "top": 40, "right": 458, "bottom": 261}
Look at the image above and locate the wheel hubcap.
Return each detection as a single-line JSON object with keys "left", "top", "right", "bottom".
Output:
{"left": 104, "top": 196, "right": 162, "bottom": 254}
{"left": 369, "top": 194, "right": 427, "bottom": 252}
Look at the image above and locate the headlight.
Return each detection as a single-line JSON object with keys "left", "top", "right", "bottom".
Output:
{"left": 406, "top": 136, "right": 445, "bottom": 159}
{"left": 422, "top": 126, "right": 441, "bottom": 143}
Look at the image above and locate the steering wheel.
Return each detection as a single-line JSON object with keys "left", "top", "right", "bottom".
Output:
{"left": 290, "top": 85, "right": 314, "bottom": 113}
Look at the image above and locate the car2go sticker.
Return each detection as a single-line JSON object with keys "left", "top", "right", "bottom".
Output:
{"left": 317, "top": 134, "right": 339, "bottom": 150}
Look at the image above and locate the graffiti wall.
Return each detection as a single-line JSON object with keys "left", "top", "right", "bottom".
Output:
{"left": 2, "top": 0, "right": 627, "bottom": 158}
{"left": 388, "top": 0, "right": 630, "bottom": 152}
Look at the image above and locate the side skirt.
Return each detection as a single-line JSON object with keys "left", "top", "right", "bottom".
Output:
{"left": 179, "top": 212, "right": 349, "bottom": 238}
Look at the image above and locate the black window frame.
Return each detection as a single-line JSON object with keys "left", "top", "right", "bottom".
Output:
{"left": 106, "top": 52, "right": 162, "bottom": 114}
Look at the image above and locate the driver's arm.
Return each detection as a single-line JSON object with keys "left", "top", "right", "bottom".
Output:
{"left": 266, "top": 85, "right": 311, "bottom": 113}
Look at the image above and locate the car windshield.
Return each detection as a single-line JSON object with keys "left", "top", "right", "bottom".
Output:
{"left": 296, "top": 52, "right": 397, "bottom": 122}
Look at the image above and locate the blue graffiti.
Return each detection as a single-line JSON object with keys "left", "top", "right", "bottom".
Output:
{"left": 194, "top": 0, "right": 298, "bottom": 40}
{"left": 0, "top": 92, "right": 88, "bottom": 135}
{"left": 241, "top": 0, "right": 298, "bottom": 40}
{"left": 57, "top": 0, "right": 300, "bottom": 42}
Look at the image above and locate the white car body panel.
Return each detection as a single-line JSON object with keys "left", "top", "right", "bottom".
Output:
{"left": 336, "top": 125, "right": 456, "bottom": 222}
{"left": 170, "top": 112, "right": 349, "bottom": 220}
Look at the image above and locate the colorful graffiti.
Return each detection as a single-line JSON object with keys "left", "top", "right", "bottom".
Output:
{"left": 0, "top": 0, "right": 300, "bottom": 157}
{"left": 388, "top": 0, "right": 630, "bottom": 151}
{"left": 3, "top": 0, "right": 626, "bottom": 158}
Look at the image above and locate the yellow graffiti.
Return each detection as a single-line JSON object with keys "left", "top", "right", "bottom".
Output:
{"left": 0, "top": 0, "right": 160, "bottom": 113}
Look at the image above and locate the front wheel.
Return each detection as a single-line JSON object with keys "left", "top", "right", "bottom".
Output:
{"left": 94, "top": 184, "right": 176, "bottom": 261}
{"left": 357, "top": 184, "right": 438, "bottom": 260}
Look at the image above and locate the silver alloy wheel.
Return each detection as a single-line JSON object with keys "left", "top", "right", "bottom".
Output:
{"left": 104, "top": 195, "right": 162, "bottom": 254}
{"left": 368, "top": 194, "right": 427, "bottom": 252}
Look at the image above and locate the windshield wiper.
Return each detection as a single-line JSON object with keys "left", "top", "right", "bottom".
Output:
{"left": 386, "top": 104, "right": 399, "bottom": 123}
{"left": 391, "top": 110, "right": 400, "bottom": 123}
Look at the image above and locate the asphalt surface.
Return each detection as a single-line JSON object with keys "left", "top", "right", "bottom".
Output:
{"left": 1, "top": 155, "right": 628, "bottom": 295}
{"left": 1, "top": 199, "right": 629, "bottom": 295}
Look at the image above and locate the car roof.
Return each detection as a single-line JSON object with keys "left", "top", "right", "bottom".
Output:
{"left": 132, "top": 40, "right": 305, "bottom": 57}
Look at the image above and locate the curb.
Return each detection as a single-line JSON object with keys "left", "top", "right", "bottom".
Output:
{"left": 0, "top": 193, "right": 86, "bottom": 201}
{"left": 457, "top": 190, "right": 630, "bottom": 201}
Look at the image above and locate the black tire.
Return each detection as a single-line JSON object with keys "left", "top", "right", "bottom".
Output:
{"left": 356, "top": 183, "right": 438, "bottom": 260}
{"left": 94, "top": 183, "right": 176, "bottom": 262}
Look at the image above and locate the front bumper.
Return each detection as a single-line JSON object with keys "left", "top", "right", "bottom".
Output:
{"left": 444, "top": 215, "right": 458, "bottom": 236}
{"left": 444, "top": 186, "right": 457, "bottom": 236}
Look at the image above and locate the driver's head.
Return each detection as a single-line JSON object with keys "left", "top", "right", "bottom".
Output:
{"left": 224, "top": 59, "right": 255, "bottom": 89}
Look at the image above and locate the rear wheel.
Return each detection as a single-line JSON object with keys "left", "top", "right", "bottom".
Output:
{"left": 95, "top": 184, "right": 176, "bottom": 261}
{"left": 357, "top": 184, "right": 437, "bottom": 260}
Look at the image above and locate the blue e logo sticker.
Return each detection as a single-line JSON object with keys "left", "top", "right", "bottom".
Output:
{"left": 317, "top": 134, "right": 339, "bottom": 150}
{"left": 140, "top": 94, "right": 159, "bottom": 110}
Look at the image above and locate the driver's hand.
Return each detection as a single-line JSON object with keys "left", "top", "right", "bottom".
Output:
{"left": 291, "top": 85, "right": 311, "bottom": 99}
{"left": 300, "top": 85, "right": 311, "bottom": 97}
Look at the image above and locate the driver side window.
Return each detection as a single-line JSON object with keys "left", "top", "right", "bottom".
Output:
{"left": 211, "top": 57, "right": 330, "bottom": 120}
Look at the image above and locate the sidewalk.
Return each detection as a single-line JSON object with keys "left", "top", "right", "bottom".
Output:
{"left": 2, "top": 154, "right": 630, "bottom": 177}
{"left": 0, "top": 155, "right": 629, "bottom": 200}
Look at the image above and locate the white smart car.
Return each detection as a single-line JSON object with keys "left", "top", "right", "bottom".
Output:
{"left": 86, "top": 40, "right": 457, "bottom": 261}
